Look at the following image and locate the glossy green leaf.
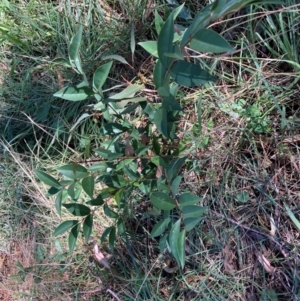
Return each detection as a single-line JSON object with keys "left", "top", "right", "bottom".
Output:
{"left": 150, "top": 192, "right": 176, "bottom": 210}
{"left": 169, "top": 219, "right": 181, "bottom": 264}
{"left": 100, "top": 123, "right": 127, "bottom": 136}
{"left": 67, "top": 182, "right": 76, "bottom": 199}
{"left": 184, "top": 217, "right": 202, "bottom": 232}
{"left": 190, "top": 29, "right": 234, "bottom": 53}
{"left": 69, "top": 26, "right": 83, "bottom": 62}
{"left": 63, "top": 203, "right": 91, "bottom": 216}
{"left": 180, "top": 5, "right": 212, "bottom": 48}
{"left": 157, "top": 11, "right": 174, "bottom": 69}
{"left": 116, "top": 159, "right": 134, "bottom": 171}
{"left": 182, "top": 205, "right": 207, "bottom": 219}
{"left": 177, "top": 229, "right": 186, "bottom": 268}
{"left": 153, "top": 59, "right": 169, "bottom": 91}
{"left": 57, "top": 164, "right": 88, "bottom": 180}
{"left": 171, "top": 176, "right": 182, "bottom": 196}
{"left": 159, "top": 233, "right": 169, "bottom": 253}
{"left": 155, "top": 10, "right": 164, "bottom": 35}
{"left": 54, "top": 220, "right": 78, "bottom": 236}
{"left": 82, "top": 176, "right": 94, "bottom": 199}
{"left": 179, "top": 193, "right": 202, "bottom": 209}
{"left": 109, "top": 84, "right": 144, "bottom": 100}
{"left": 103, "top": 203, "right": 119, "bottom": 218}
{"left": 135, "top": 146, "right": 151, "bottom": 156}
{"left": 34, "top": 170, "right": 61, "bottom": 188}
{"left": 55, "top": 191, "right": 63, "bottom": 216}
{"left": 93, "top": 61, "right": 113, "bottom": 92}
{"left": 121, "top": 103, "right": 140, "bottom": 114}
{"left": 87, "top": 163, "right": 107, "bottom": 172}
{"left": 99, "top": 174, "right": 127, "bottom": 189}
{"left": 87, "top": 194, "right": 105, "bottom": 206}
{"left": 138, "top": 41, "right": 158, "bottom": 57}
{"left": 48, "top": 186, "right": 60, "bottom": 196}
{"left": 165, "top": 157, "right": 186, "bottom": 183}
{"left": 170, "top": 61, "right": 218, "bottom": 87}
{"left": 162, "top": 95, "right": 182, "bottom": 111}
{"left": 101, "top": 226, "right": 113, "bottom": 244}
{"left": 53, "top": 86, "right": 93, "bottom": 101}
{"left": 83, "top": 214, "right": 93, "bottom": 243}
{"left": 95, "top": 148, "right": 123, "bottom": 160}
{"left": 151, "top": 218, "right": 171, "bottom": 238}
{"left": 153, "top": 107, "right": 168, "bottom": 138}
{"left": 109, "top": 226, "right": 116, "bottom": 251}
{"left": 68, "top": 223, "right": 80, "bottom": 254}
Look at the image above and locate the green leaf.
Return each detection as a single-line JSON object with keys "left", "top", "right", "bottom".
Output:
{"left": 138, "top": 41, "right": 158, "bottom": 57}
{"left": 135, "top": 146, "right": 151, "bottom": 156}
{"left": 100, "top": 123, "right": 127, "bottom": 136}
{"left": 48, "top": 186, "right": 61, "bottom": 196}
{"left": 155, "top": 10, "right": 164, "bottom": 35}
{"left": 55, "top": 191, "right": 63, "bottom": 217}
{"left": 159, "top": 233, "right": 169, "bottom": 253}
{"left": 157, "top": 11, "right": 174, "bottom": 69}
{"left": 99, "top": 174, "right": 127, "bottom": 189}
{"left": 109, "top": 84, "right": 144, "bottom": 100}
{"left": 170, "top": 61, "right": 218, "bottom": 87}
{"left": 70, "top": 113, "right": 90, "bottom": 132}
{"left": 109, "top": 226, "right": 116, "bottom": 251}
{"left": 150, "top": 192, "right": 176, "bottom": 210}
{"left": 68, "top": 223, "right": 80, "bottom": 254}
{"left": 57, "top": 164, "right": 88, "bottom": 180}
{"left": 34, "top": 170, "right": 61, "bottom": 188}
{"left": 87, "top": 194, "right": 105, "bottom": 206}
{"left": 190, "top": 29, "right": 234, "bottom": 53}
{"left": 103, "top": 203, "right": 119, "bottom": 218}
{"left": 169, "top": 219, "right": 181, "bottom": 264}
{"left": 83, "top": 214, "right": 93, "bottom": 243}
{"left": 184, "top": 217, "right": 202, "bottom": 232}
{"left": 93, "top": 61, "right": 113, "bottom": 92}
{"left": 101, "top": 226, "right": 113, "bottom": 244}
{"left": 171, "top": 176, "right": 182, "bottom": 196}
{"left": 151, "top": 218, "right": 171, "bottom": 238}
{"left": 53, "top": 86, "right": 93, "bottom": 101}
{"left": 182, "top": 205, "right": 207, "bottom": 219}
{"left": 179, "top": 193, "right": 202, "bottom": 209}
{"left": 82, "top": 176, "right": 94, "bottom": 199}
{"left": 51, "top": 57, "right": 72, "bottom": 67}
{"left": 284, "top": 203, "right": 300, "bottom": 231}
{"left": 95, "top": 148, "right": 123, "bottom": 160}
{"left": 180, "top": 5, "right": 212, "bottom": 48}
{"left": 63, "top": 203, "right": 91, "bottom": 216}
{"left": 67, "top": 182, "right": 76, "bottom": 199}
{"left": 153, "top": 107, "right": 168, "bottom": 138}
{"left": 121, "top": 103, "right": 140, "bottom": 114}
{"left": 153, "top": 59, "right": 169, "bottom": 91}
{"left": 54, "top": 220, "right": 78, "bottom": 236}
{"left": 103, "top": 54, "right": 129, "bottom": 65}
{"left": 162, "top": 95, "right": 182, "bottom": 111}
{"left": 177, "top": 229, "right": 186, "bottom": 269}
{"left": 165, "top": 157, "right": 186, "bottom": 183}
{"left": 87, "top": 163, "right": 107, "bottom": 172}
{"left": 69, "top": 26, "right": 83, "bottom": 62}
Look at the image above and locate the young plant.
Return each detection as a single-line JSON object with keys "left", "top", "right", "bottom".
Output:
{"left": 37, "top": 0, "right": 282, "bottom": 269}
